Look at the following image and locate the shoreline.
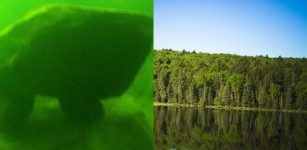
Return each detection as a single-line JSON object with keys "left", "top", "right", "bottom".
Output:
{"left": 153, "top": 102, "right": 307, "bottom": 113}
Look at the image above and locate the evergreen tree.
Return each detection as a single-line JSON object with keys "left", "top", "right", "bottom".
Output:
{"left": 242, "top": 85, "right": 251, "bottom": 107}
{"left": 221, "top": 82, "right": 231, "bottom": 106}
{"left": 269, "top": 83, "right": 280, "bottom": 109}
{"left": 188, "top": 81, "right": 197, "bottom": 104}
{"left": 158, "top": 68, "right": 169, "bottom": 102}
{"left": 258, "top": 85, "right": 267, "bottom": 108}
{"left": 201, "top": 86, "right": 208, "bottom": 106}
{"left": 208, "top": 87, "right": 214, "bottom": 105}
{"left": 154, "top": 50, "right": 307, "bottom": 110}
{"left": 285, "top": 87, "right": 294, "bottom": 109}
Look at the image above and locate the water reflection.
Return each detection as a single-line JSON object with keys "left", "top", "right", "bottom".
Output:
{"left": 154, "top": 106, "right": 307, "bottom": 150}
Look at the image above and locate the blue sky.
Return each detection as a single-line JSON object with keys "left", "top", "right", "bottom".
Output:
{"left": 154, "top": 0, "right": 307, "bottom": 57}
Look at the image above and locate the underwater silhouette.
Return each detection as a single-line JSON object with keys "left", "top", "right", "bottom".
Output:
{"left": 0, "top": 5, "right": 153, "bottom": 125}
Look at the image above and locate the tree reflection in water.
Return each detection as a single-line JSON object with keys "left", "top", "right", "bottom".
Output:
{"left": 154, "top": 106, "right": 307, "bottom": 150}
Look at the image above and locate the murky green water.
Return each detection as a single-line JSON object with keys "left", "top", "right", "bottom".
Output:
{"left": 0, "top": 1, "right": 153, "bottom": 149}
{"left": 0, "top": 97, "right": 152, "bottom": 150}
{"left": 155, "top": 106, "right": 307, "bottom": 150}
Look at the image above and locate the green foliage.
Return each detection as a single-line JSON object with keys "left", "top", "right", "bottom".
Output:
{"left": 285, "top": 87, "right": 294, "bottom": 109}
{"left": 295, "top": 81, "right": 307, "bottom": 109}
{"left": 154, "top": 50, "right": 307, "bottom": 110}
{"left": 258, "top": 85, "right": 267, "bottom": 108}
{"left": 221, "top": 82, "right": 231, "bottom": 106}
{"left": 269, "top": 83, "right": 280, "bottom": 109}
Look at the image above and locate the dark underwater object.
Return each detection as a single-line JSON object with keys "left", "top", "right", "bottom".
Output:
{"left": 0, "top": 5, "right": 152, "bottom": 124}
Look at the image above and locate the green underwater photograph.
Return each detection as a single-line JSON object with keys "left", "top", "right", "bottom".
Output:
{"left": 0, "top": 0, "right": 153, "bottom": 150}
{"left": 154, "top": 0, "right": 307, "bottom": 149}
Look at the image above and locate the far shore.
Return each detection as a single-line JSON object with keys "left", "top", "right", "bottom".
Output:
{"left": 154, "top": 102, "right": 307, "bottom": 113}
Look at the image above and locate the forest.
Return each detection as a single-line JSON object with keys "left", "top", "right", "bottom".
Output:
{"left": 154, "top": 49, "right": 307, "bottom": 110}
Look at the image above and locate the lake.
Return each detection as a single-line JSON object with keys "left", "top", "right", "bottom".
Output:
{"left": 154, "top": 106, "right": 307, "bottom": 150}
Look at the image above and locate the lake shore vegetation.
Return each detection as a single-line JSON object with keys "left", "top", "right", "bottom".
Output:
{"left": 154, "top": 49, "right": 307, "bottom": 111}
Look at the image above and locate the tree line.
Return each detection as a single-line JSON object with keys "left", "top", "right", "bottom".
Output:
{"left": 154, "top": 49, "right": 307, "bottom": 110}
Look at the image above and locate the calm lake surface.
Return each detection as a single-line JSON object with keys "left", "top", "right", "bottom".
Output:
{"left": 154, "top": 106, "right": 307, "bottom": 150}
